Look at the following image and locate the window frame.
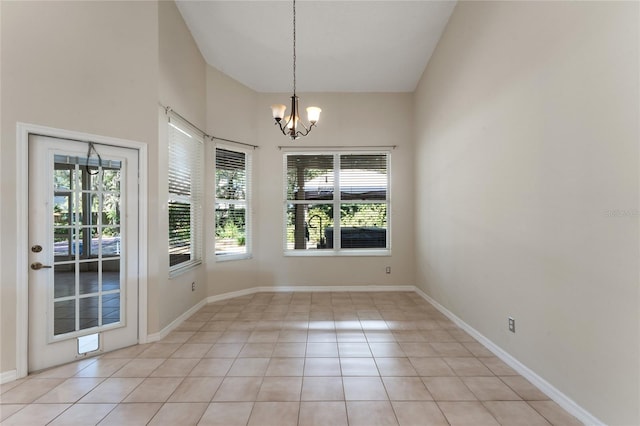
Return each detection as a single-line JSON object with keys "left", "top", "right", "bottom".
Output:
{"left": 214, "top": 144, "right": 252, "bottom": 261}
{"left": 283, "top": 150, "right": 391, "bottom": 257}
{"left": 167, "top": 118, "right": 204, "bottom": 276}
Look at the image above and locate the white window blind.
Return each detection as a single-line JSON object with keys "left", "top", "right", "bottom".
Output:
{"left": 284, "top": 152, "right": 390, "bottom": 254}
{"left": 215, "top": 146, "right": 251, "bottom": 260}
{"left": 168, "top": 118, "right": 204, "bottom": 272}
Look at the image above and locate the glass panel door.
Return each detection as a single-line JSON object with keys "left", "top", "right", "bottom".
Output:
{"left": 29, "top": 135, "right": 139, "bottom": 372}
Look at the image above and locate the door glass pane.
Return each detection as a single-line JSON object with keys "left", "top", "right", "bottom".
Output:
{"left": 102, "top": 227, "right": 121, "bottom": 257}
{"left": 54, "top": 264, "right": 75, "bottom": 298}
{"left": 54, "top": 300, "right": 76, "bottom": 335}
{"left": 54, "top": 227, "right": 72, "bottom": 257}
{"left": 79, "top": 263, "right": 99, "bottom": 295}
{"left": 102, "top": 260, "right": 120, "bottom": 291}
{"left": 53, "top": 193, "right": 71, "bottom": 225}
{"left": 54, "top": 168, "right": 71, "bottom": 191}
{"left": 103, "top": 168, "right": 121, "bottom": 192}
{"left": 79, "top": 296, "right": 99, "bottom": 330}
{"left": 103, "top": 193, "right": 120, "bottom": 227}
{"left": 102, "top": 294, "right": 120, "bottom": 326}
{"left": 78, "top": 227, "right": 99, "bottom": 258}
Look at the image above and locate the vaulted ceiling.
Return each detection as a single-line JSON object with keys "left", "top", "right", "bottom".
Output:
{"left": 176, "top": 1, "right": 456, "bottom": 93}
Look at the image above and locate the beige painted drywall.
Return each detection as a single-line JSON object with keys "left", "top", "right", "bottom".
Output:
{"left": 159, "top": 0, "right": 206, "bottom": 130}
{"left": 0, "top": 1, "right": 159, "bottom": 374}
{"left": 156, "top": 0, "right": 208, "bottom": 333}
{"left": 206, "top": 66, "right": 261, "bottom": 296}
{"left": 205, "top": 74, "right": 416, "bottom": 294}
{"left": 414, "top": 1, "right": 639, "bottom": 424}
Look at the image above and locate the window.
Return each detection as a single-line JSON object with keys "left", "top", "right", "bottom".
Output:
{"left": 284, "top": 152, "right": 390, "bottom": 254}
{"left": 168, "top": 119, "right": 204, "bottom": 273}
{"left": 215, "top": 146, "right": 251, "bottom": 260}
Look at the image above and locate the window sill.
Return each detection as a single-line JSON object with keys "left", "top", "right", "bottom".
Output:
{"left": 216, "top": 253, "right": 252, "bottom": 262}
{"left": 284, "top": 249, "right": 391, "bottom": 257}
{"left": 169, "top": 260, "right": 202, "bottom": 278}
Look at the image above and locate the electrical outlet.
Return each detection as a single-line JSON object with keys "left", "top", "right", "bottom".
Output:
{"left": 385, "top": 266, "right": 391, "bottom": 274}
{"left": 508, "top": 317, "right": 515, "bottom": 333}
{"left": 191, "top": 282, "right": 196, "bottom": 292}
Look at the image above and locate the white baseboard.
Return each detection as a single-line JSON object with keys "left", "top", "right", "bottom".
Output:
{"left": 206, "top": 287, "right": 260, "bottom": 304}
{"left": 207, "top": 285, "right": 415, "bottom": 303}
{"left": 0, "top": 370, "right": 17, "bottom": 384}
{"left": 145, "top": 298, "right": 208, "bottom": 343}
{"left": 414, "top": 287, "right": 603, "bottom": 426}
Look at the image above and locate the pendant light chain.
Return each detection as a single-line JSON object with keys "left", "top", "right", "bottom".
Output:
{"left": 292, "top": 0, "right": 297, "bottom": 95}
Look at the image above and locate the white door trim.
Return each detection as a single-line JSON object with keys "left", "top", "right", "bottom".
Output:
{"left": 16, "top": 122, "right": 148, "bottom": 378}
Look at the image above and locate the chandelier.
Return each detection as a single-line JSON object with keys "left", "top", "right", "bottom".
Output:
{"left": 270, "top": 0, "right": 321, "bottom": 140}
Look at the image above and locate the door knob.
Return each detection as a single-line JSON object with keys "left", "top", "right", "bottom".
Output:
{"left": 30, "top": 262, "right": 52, "bottom": 270}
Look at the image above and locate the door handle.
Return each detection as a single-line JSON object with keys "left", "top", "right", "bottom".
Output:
{"left": 31, "top": 262, "right": 52, "bottom": 270}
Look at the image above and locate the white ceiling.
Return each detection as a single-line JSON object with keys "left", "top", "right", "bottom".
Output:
{"left": 176, "top": 1, "right": 456, "bottom": 93}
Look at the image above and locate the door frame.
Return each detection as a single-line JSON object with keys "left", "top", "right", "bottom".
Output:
{"left": 16, "top": 122, "right": 149, "bottom": 378}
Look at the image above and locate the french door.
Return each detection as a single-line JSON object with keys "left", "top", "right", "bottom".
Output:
{"left": 28, "top": 135, "right": 139, "bottom": 372}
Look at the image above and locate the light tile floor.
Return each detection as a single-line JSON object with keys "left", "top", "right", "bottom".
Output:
{"left": 0, "top": 291, "right": 583, "bottom": 425}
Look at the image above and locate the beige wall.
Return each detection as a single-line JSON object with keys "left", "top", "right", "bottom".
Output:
{"left": 206, "top": 67, "right": 260, "bottom": 296}
{"left": 0, "top": 0, "right": 159, "bottom": 375}
{"left": 159, "top": 1, "right": 206, "bottom": 130}
{"left": 155, "top": 0, "right": 207, "bottom": 332}
{"left": 205, "top": 73, "right": 417, "bottom": 294}
{"left": 413, "top": 1, "right": 639, "bottom": 424}
{"left": 254, "top": 92, "right": 416, "bottom": 290}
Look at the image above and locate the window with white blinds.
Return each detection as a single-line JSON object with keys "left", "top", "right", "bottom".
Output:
{"left": 168, "top": 118, "right": 204, "bottom": 273}
{"left": 215, "top": 146, "right": 251, "bottom": 260}
{"left": 284, "top": 152, "right": 390, "bottom": 255}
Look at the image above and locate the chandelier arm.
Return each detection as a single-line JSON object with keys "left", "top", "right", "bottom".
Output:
{"left": 297, "top": 119, "right": 310, "bottom": 133}
{"left": 275, "top": 121, "right": 289, "bottom": 136}
{"left": 294, "top": 122, "right": 317, "bottom": 138}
